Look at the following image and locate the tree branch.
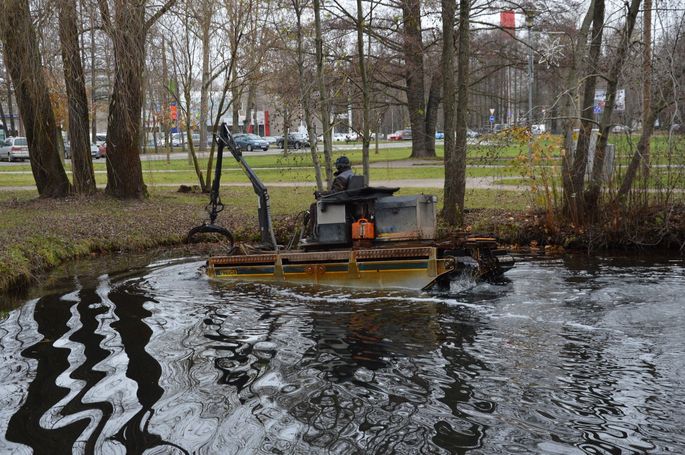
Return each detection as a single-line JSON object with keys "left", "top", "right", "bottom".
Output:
{"left": 145, "top": 0, "right": 177, "bottom": 31}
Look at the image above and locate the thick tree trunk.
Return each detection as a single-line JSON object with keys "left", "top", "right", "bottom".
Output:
{"left": 568, "top": 0, "right": 605, "bottom": 221}
{"left": 58, "top": 0, "right": 96, "bottom": 194}
{"left": 1, "top": 0, "right": 71, "bottom": 197}
{"left": 584, "top": 0, "right": 641, "bottom": 214}
{"left": 104, "top": 3, "right": 148, "bottom": 198}
{"left": 401, "top": 0, "right": 431, "bottom": 158}
{"left": 441, "top": 0, "right": 457, "bottom": 224}
{"left": 445, "top": 0, "right": 470, "bottom": 226}
{"left": 314, "top": 0, "right": 334, "bottom": 188}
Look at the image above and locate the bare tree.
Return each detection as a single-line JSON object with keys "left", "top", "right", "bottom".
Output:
{"left": 584, "top": 0, "right": 642, "bottom": 213}
{"left": 97, "top": 0, "right": 176, "bottom": 198}
{"left": 400, "top": 0, "right": 430, "bottom": 158}
{"left": 559, "top": 0, "right": 596, "bottom": 215}
{"left": 566, "top": 0, "right": 605, "bottom": 221}
{"left": 58, "top": 0, "right": 96, "bottom": 194}
{"left": 443, "top": 0, "right": 470, "bottom": 225}
{"left": 314, "top": 0, "right": 335, "bottom": 188}
{"left": 355, "top": 0, "right": 371, "bottom": 183}
{"left": 0, "top": 0, "right": 71, "bottom": 197}
{"left": 292, "top": 0, "right": 324, "bottom": 191}
{"left": 440, "top": 0, "right": 456, "bottom": 222}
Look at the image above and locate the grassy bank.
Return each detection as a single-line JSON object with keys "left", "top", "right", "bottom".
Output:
{"left": 0, "top": 187, "right": 531, "bottom": 295}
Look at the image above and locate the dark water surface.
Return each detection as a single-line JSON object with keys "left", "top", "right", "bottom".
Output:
{"left": 1, "top": 252, "right": 684, "bottom": 454}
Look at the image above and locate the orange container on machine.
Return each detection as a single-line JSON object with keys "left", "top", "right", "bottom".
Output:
{"left": 351, "top": 218, "right": 375, "bottom": 240}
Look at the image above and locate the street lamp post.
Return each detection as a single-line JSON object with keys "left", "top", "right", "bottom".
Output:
{"left": 525, "top": 9, "right": 535, "bottom": 159}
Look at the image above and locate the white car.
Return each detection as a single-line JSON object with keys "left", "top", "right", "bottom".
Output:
{"left": 171, "top": 132, "right": 201, "bottom": 147}
{"left": 0, "top": 137, "right": 30, "bottom": 161}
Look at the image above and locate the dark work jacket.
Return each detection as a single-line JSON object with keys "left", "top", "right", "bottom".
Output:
{"left": 332, "top": 168, "right": 354, "bottom": 192}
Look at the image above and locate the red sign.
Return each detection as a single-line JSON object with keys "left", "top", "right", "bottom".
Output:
{"left": 170, "top": 104, "right": 177, "bottom": 121}
{"left": 501, "top": 10, "right": 515, "bottom": 31}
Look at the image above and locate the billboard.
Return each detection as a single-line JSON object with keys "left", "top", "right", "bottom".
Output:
{"left": 594, "top": 89, "right": 625, "bottom": 113}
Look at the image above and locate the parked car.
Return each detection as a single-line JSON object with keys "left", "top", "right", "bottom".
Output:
{"left": 171, "top": 132, "right": 201, "bottom": 147}
{"left": 493, "top": 124, "right": 511, "bottom": 133}
{"left": 532, "top": 124, "right": 547, "bottom": 135}
{"left": 435, "top": 131, "right": 444, "bottom": 139}
{"left": 467, "top": 129, "right": 480, "bottom": 138}
{"left": 263, "top": 136, "right": 279, "bottom": 145}
{"left": 277, "top": 133, "right": 310, "bottom": 149}
{"left": 316, "top": 133, "right": 350, "bottom": 142}
{"left": 0, "top": 137, "right": 29, "bottom": 161}
{"left": 611, "top": 125, "right": 631, "bottom": 133}
{"left": 388, "top": 129, "right": 412, "bottom": 140}
{"left": 64, "top": 142, "right": 102, "bottom": 159}
{"left": 233, "top": 133, "right": 269, "bottom": 151}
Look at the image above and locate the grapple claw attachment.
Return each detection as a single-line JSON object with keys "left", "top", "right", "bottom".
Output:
{"left": 186, "top": 223, "right": 234, "bottom": 249}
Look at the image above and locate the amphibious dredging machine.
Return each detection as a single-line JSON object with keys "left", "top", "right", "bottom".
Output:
{"left": 187, "top": 124, "right": 514, "bottom": 291}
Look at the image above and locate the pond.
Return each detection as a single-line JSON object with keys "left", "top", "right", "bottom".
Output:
{"left": 1, "top": 251, "right": 684, "bottom": 454}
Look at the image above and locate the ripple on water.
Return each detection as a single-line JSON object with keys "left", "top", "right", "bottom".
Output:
{"left": 0, "top": 254, "right": 684, "bottom": 453}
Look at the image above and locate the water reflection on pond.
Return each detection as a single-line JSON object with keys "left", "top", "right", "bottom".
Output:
{"left": 1, "top": 252, "right": 684, "bottom": 454}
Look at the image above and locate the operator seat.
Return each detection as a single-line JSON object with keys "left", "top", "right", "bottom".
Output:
{"left": 347, "top": 175, "right": 365, "bottom": 190}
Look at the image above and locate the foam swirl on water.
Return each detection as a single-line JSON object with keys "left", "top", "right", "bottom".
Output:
{"left": 0, "top": 254, "right": 683, "bottom": 453}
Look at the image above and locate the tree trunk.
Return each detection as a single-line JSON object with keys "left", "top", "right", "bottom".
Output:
{"left": 640, "top": 0, "right": 652, "bottom": 176}
{"left": 58, "top": 0, "right": 96, "bottom": 194}
{"left": 231, "top": 65, "right": 241, "bottom": 134}
{"left": 90, "top": 9, "right": 97, "bottom": 146}
{"left": 184, "top": 83, "right": 206, "bottom": 189}
{"left": 243, "top": 82, "right": 257, "bottom": 133}
{"left": 444, "top": 0, "right": 469, "bottom": 226}
{"left": 568, "top": 0, "right": 605, "bottom": 221}
{"left": 584, "top": 0, "right": 641, "bottom": 213}
{"left": 1, "top": 0, "right": 71, "bottom": 197}
{"left": 314, "top": 0, "right": 334, "bottom": 188}
{"left": 5, "top": 66, "right": 16, "bottom": 134}
{"left": 104, "top": 2, "right": 148, "bottom": 198}
{"left": 294, "top": 1, "right": 323, "bottom": 191}
{"left": 356, "top": 0, "right": 371, "bottom": 184}
{"left": 560, "top": 0, "right": 595, "bottom": 215}
{"left": 199, "top": 12, "right": 211, "bottom": 153}
{"left": 401, "top": 0, "right": 430, "bottom": 158}
{"left": 0, "top": 100, "right": 8, "bottom": 137}
{"left": 424, "top": 70, "right": 441, "bottom": 157}
{"left": 617, "top": 107, "right": 658, "bottom": 198}
{"left": 441, "top": 0, "right": 457, "bottom": 223}
{"left": 161, "top": 37, "right": 171, "bottom": 155}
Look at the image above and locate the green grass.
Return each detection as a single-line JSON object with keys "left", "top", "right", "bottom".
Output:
{"left": 0, "top": 185, "right": 531, "bottom": 295}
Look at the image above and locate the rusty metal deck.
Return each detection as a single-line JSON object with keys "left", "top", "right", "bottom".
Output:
{"left": 207, "top": 247, "right": 456, "bottom": 290}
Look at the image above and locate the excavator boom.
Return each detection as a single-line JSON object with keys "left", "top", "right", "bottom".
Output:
{"left": 187, "top": 123, "right": 277, "bottom": 250}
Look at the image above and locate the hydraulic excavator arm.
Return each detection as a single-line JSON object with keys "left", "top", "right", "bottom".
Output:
{"left": 186, "top": 123, "right": 277, "bottom": 250}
